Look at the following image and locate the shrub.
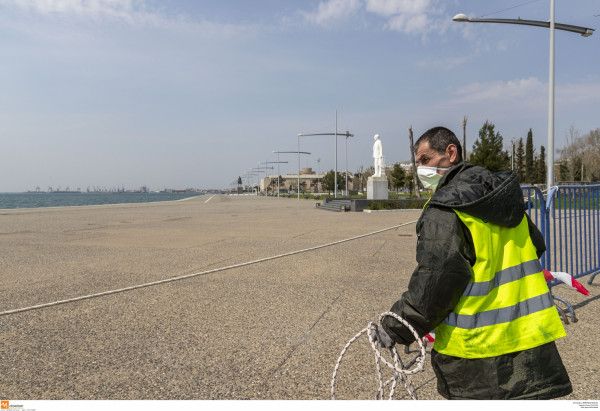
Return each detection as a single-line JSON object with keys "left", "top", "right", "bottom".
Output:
{"left": 366, "top": 198, "right": 427, "bottom": 210}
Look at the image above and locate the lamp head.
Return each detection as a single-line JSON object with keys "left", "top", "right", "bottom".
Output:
{"left": 453, "top": 13, "right": 469, "bottom": 22}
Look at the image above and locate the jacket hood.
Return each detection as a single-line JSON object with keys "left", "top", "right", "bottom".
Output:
{"left": 428, "top": 162, "right": 525, "bottom": 228}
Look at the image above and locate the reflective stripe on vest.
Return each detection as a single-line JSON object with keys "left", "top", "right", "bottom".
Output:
{"left": 433, "top": 211, "right": 566, "bottom": 359}
{"left": 460, "top": 259, "right": 543, "bottom": 297}
{"left": 442, "top": 292, "right": 554, "bottom": 329}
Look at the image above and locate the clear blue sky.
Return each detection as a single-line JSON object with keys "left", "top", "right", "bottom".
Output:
{"left": 1, "top": 0, "right": 598, "bottom": 192}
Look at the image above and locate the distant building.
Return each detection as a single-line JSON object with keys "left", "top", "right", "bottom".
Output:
{"left": 397, "top": 162, "right": 414, "bottom": 172}
{"left": 261, "top": 167, "right": 326, "bottom": 194}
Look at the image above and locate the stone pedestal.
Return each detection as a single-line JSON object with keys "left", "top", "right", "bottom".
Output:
{"left": 367, "top": 176, "right": 388, "bottom": 200}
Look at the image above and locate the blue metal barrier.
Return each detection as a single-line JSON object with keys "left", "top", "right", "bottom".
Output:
{"left": 522, "top": 185, "right": 546, "bottom": 249}
{"left": 544, "top": 185, "right": 600, "bottom": 286}
{"left": 522, "top": 184, "right": 600, "bottom": 323}
{"left": 522, "top": 184, "right": 600, "bottom": 285}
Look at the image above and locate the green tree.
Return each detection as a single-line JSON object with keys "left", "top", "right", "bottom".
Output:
{"left": 391, "top": 163, "right": 406, "bottom": 194}
{"left": 322, "top": 170, "right": 344, "bottom": 195}
{"left": 300, "top": 181, "right": 307, "bottom": 193}
{"left": 535, "top": 146, "right": 546, "bottom": 184}
{"left": 322, "top": 171, "right": 334, "bottom": 194}
{"left": 470, "top": 121, "right": 510, "bottom": 172}
{"left": 405, "top": 173, "right": 416, "bottom": 196}
{"left": 515, "top": 138, "right": 525, "bottom": 182}
{"left": 573, "top": 157, "right": 583, "bottom": 181}
{"left": 525, "top": 129, "right": 535, "bottom": 183}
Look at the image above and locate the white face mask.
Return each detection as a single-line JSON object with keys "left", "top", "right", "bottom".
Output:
{"left": 417, "top": 166, "right": 450, "bottom": 190}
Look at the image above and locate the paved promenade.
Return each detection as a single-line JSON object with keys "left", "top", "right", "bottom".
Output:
{"left": 1, "top": 195, "right": 598, "bottom": 400}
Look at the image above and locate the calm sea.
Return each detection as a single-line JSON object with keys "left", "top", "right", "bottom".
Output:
{"left": 0, "top": 192, "right": 204, "bottom": 210}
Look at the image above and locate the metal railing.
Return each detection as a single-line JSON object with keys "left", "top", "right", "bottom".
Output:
{"left": 523, "top": 185, "right": 600, "bottom": 283}
{"left": 544, "top": 185, "right": 600, "bottom": 286}
{"left": 522, "top": 185, "right": 546, "bottom": 243}
{"left": 522, "top": 184, "right": 600, "bottom": 322}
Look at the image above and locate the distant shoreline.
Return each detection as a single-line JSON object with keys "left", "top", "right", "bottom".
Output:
{"left": 0, "top": 192, "right": 204, "bottom": 211}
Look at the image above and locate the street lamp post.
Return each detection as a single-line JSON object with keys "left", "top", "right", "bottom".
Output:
{"left": 344, "top": 132, "right": 353, "bottom": 196}
{"left": 244, "top": 171, "right": 259, "bottom": 194}
{"left": 252, "top": 165, "right": 274, "bottom": 195}
{"left": 317, "top": 158, "right": 321, "bottom": 193}
{"left": 452, "top": 13, "right": 594, "bottom": 36}
{"left": 511, "top": 139, "right": 516, "bottom": 171}
{"left": 251, "top": 167, "right": 263, "bottom": 195}
{"left": 261, "top": 159, "right": 288, "bottom": 198}
{"left": 298, "top": 129, "right": 354, "bottom": 198}
{"left": 243, "top": 173, "right": 251, "bottom": 193}
{"left": 298, "top": 134, "right": 301, "bottom": 199}
{"left": 453, "top": 6, "right": 594, "bottom": 189}
{"left": 298, "top": 112, "right": 354, "bottom": 198}
{"left": 273, "top": 150, "right": 310, "bottom": 199}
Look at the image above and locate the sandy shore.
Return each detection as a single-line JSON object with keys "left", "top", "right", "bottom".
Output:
{"left": 1, "top": 195, "right": 598, "bottom": 400}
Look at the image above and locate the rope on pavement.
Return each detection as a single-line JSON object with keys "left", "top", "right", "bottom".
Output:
{"left": 331, "top": 311, "right": 427, "bottom": 400}
{"left": 0, "top": 220, "right": 418, "bottom": 317}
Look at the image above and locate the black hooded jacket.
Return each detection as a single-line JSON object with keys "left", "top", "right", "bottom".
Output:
{"left": 382, "top": 162, "right": 572, "bottom": 400}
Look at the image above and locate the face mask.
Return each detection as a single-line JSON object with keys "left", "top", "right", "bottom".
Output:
{"left": 417, "top": 166, "right": 450, "bottom": 190}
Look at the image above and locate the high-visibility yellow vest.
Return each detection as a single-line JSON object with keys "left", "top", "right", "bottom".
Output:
{"left": 433, "top": 210, "right": 566, "bottom": 359}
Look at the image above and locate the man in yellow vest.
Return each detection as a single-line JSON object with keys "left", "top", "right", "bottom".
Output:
{"left": 377, "top": 126, "right": 572, "bottom": 399}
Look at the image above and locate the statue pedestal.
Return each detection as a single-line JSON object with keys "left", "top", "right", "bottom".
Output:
{"left": 367, "top": 176, "right": 388, "bottom": 200}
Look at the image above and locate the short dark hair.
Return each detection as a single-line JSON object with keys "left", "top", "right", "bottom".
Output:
{"left": 415, "top": 126, "right": 463, "bottom": 162}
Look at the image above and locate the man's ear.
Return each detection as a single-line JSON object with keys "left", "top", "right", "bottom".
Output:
{"left": 446, "top": 144, "right": 459, "bottom": 164}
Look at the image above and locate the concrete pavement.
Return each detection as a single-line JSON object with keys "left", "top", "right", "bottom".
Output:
{"left": 1, "top": 195, "right": 598, "bottom": 400}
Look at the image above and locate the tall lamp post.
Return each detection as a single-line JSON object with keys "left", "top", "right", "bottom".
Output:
{"left": 273, "top": 150, "right": 310, "bottom": 199}
{"left": 261, "top": 159, "right": 288, "bottom": 198}
{"left": 298, "top": 129, "right": 353, "bottom": 198}
{"left": 244, "top": 171, "right": 259, "bottom": 194}
{"left": 316, "top": 158, "right": 321, "bottom": 193}
{"left": 298, "top": 111, "right": 353, "bottom": 198}
{"left": 252, "top": 165, "right": 273, "bottom": 195}
{"left": 251, "top": 167, "right": 263, "bottom": 194}
{"left": 511, "top": 139, "right": 516, "bottom": 171}
{"left": 453, "top": 6, "right": 594, "bottom": 189}
{"left": 344, "top": 132, "right": 354, "bottom": 196}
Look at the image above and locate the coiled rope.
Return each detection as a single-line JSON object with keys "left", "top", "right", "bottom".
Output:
{"left": 0, "top": 220, "right": 418, "bottom": 317}
{"left": 331, "top": 311, "right": 427, "bottom": 400}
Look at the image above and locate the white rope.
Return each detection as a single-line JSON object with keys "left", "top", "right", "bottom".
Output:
{"left": 0, "top": 220, "right": 418, "bottom": 317}
{"left": 331, "top": 311, "right": 427, "bottom": 400}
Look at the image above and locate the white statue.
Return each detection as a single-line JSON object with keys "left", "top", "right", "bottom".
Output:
{"left": 373, "top": 134, "right": 385, "bottom": 177}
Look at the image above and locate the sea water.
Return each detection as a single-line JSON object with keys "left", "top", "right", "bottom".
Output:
{"left": 0, "top": 192, "right": 203, "bottom": 210}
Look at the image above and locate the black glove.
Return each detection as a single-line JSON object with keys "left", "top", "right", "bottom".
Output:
{"left": 374, "top": 325, "right": 395, "bottom": 349}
